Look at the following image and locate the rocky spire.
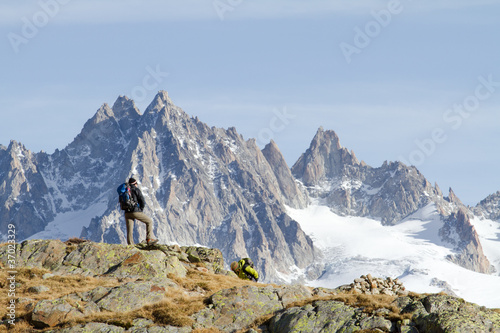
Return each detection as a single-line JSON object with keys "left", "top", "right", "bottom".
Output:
{"left": 93, "top": 103, "right": 114, "bottom": 124}
{"left": 262, "top": 140, "right": 308, "bottom": 209}
{"left": 291, "top": 127, "right": 359, "bottom": 186}
{"left": 144, "top": 90, "right": 175, "bottom": 115}
{"left": 447, "top": 188, "right": 463, "bottom": 206}
{"left": 112, "top": 95, "right": 141, "bottom": 120}
{"left": 441, "top": 208, "right": 492, "bottom": 274}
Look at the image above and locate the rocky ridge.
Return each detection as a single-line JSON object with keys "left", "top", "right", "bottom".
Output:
{"left": 291, "top": 127, "right": 461, "bottom": 225}
{"left": 291, "top": 127, "right": 493, "bottom": 274}
{"left": 1, "top": 240, "right": 499, "bottom": 333}
{"left": 475, "top": 191, "right": 500, "bottom": 221}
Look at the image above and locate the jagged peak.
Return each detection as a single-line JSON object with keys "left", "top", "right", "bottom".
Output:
{"left": 7, "top": 139, "right": 28, "bottom": 152}
{"left": 144, "top": 90, "right": 175, "bottom": 114}
{"left": 263, "top": 139, "right": 279, "bottom": 151}
{"left": 156, "top": 90, "right": 172, "bottom": 104}
{"left": 447, "top": 187, "right": 463, "bottom": 206}
{"left": 350, "top": 150, "right": 359, "bottom": 164}
{"left": 93, "top": 103, "right": 114, "bottom": 124}
{"left": 292, "top": 128, "right": 361, "bottom": 184}
{"left": 262, "top": 139, "right": 287, "bottom": 165}
{"left": 112, "top": 95, "right": 141, "bottom": 120}
{"left": 311, "top": 127, "right": 342, "bottom": 151}
{"left": 5, "top": 140, "right": 33, "bottom": 163}
{"left": 479, "top": 190, "right": 500, "bottom": 203}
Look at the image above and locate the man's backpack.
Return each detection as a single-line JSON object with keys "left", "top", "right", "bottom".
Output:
{"left": 117, "top": 183, "right": 137, "bottom": 212}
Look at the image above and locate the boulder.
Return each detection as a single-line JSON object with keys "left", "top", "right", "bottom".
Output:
{"left": 411, "top": 295, "right": 500, "bottom": 333}
{"left": 31, "top": 299, "right": 84, "bottom": 328}
{"left": 10, "top": 240, "right": 67, "bottom": 270}
{"left": 192, "top": 284, "right": 311, "bottom": 332}
{"left": 46, "top": 322, "right": 125, "bottom": 332}
{"left": 164, "top": 256, "right": 188, "bottom": 277}
{"left": 104, "top": 251, "right": 168, "bottom": 279}
{"left": 31, "top": 278, "right": 177, "bottom": 327}
{"left": 269, "top": 300, "right": 357, "bottom": 333}
{"left": 28, "top": 285, "right": 50, "bottom": 294}
{"left": 181, "top": 246, "right": 224, "bottom": 273}
{"left": 95, "top": 278, "right": 175, "bottom": 312}
{"left": 61, "top": 242, "right": 138, "bottom": 276}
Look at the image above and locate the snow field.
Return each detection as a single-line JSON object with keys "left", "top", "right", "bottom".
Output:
{"left": 286, "top": 203, "right": 500, "bottom": 308}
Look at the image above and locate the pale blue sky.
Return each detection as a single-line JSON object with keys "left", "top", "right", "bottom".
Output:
{"left": 1, "top": 0, "right": 499, "bottom": 205}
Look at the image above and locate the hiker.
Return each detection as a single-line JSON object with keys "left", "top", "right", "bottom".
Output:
{"left": 230, "top": 258, "right": 259, "bottom": 282}
{"left": 122, "top": 178, "right": 158, "bottom": 246}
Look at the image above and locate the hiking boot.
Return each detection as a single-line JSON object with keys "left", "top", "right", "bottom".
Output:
{"left": 146, "top": 239, "right": 158, "bottom": 245}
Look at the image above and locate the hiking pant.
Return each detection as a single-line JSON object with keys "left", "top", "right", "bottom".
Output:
{"left": 125, "top": 212, "right": 154, "bottom": 245}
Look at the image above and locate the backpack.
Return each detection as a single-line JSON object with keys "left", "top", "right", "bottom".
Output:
{"left": 241, "top": 258, "right": 254, "bottom": 270}
{"left": 117, "top": 183, "right": 138, "bottom": 211}
{"left": 240, "top": 258, "right": 257, "bottom": 281}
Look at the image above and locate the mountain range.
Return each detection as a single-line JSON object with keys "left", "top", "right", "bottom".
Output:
{"left": 1, "top": 91, "right": 499, "bottom": 287}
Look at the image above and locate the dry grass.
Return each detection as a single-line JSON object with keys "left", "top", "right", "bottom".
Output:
{"left": 234, "top": 290, "right": 415, "bottom": 333}
{"left": 329, "top": 293, "right": 413, "bottom": 321}
{"left": 1, "top": 264, "right": 418, "bottom": 332}
{"left": 278, "top": 291, "right": 414, "bottom": 324}
{"left": 0, "top": 319, "right": 33, "bottom": 333}
{"left": 0, "top": 266, "right": 122, "bottom": 332}
{"left": 171, "top": 268, "right": 259, "bottom": 292}
{"left": 60, "top": 268, "right": 257, "bottom": 330}
{"left": 64, "top": 237, "right": 88, "bottom": 245}
{"left": 192, "top": 328, "right": 224, "bottom": 333}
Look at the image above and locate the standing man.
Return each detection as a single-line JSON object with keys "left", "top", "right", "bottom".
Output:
{"left": 124, "top": 178, "right": 157, "bottom": 245}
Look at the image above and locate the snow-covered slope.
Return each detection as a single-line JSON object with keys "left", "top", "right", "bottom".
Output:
{"left": 287, "top": 201, "right": 500, "bottom": 308}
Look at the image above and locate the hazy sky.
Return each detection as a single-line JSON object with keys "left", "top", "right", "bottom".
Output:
{"left": 1, "top": 0, "right": 499, "bottom": 205}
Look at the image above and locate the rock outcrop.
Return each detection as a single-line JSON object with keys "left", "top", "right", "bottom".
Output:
{"left": 441, "top": 208, "right": 493, "bottom": 273}
{"left": 1, "top": 239, "right": 222, "bottom": 279}
{"left": 269, "top": 294, "right": 500, "bottom": 333}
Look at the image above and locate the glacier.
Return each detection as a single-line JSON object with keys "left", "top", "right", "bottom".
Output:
{"left": 287, "top": 201, "right": 500, "bottom": 308}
